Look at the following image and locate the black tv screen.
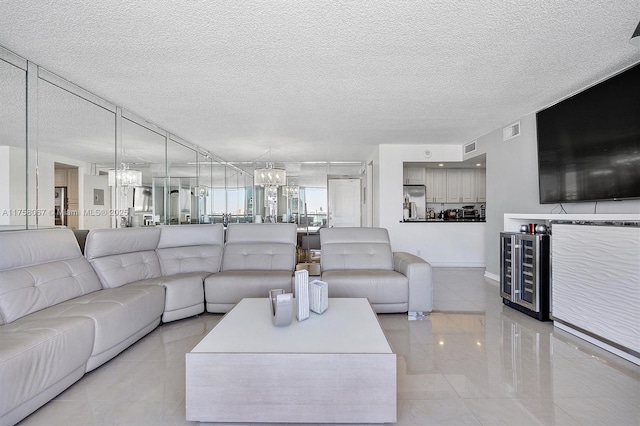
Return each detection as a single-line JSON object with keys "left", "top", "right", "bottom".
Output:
{"left": 536, "top": 64, "right": 640, "bottom": 204}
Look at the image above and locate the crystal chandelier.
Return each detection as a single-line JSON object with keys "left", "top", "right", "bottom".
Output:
{"left": 108, "top": 163, "right": 142, "bottom": 188}
{"left": 283, "top": 185, "right": 299, "bottom": 198}
{"left": 254, "top": 163, "right": 286, "bottom": 187}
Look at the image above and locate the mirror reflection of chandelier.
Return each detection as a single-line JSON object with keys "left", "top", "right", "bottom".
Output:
{"left": 197, "top": 185, "right": 208, "bottom": 197}
{"left": 283, "top": 185, "right": 299, "bottom": 198}
{"left": 108, "top": 163, "right": 142, "bottom": 188}
{"left": 254, "top": 163, "right": 286, "bottom": 187}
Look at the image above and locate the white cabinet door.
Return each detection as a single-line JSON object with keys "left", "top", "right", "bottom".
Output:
{"left": 55, "top": 169, "right": 67, "bottom": 186}
{"left": 446, "top": 170, "right": 462, "bottom": 202}
{"left": 425, "top": 169, "right": 447, "bottom": 202}
{"left": 403, "top": 167, "right": 425, "bottom": 185}
{"left": 460, "top": 169, "right": 476, "bottom": 203}
{"left": 475, "top": 169, "right": 486, "bottom": 202}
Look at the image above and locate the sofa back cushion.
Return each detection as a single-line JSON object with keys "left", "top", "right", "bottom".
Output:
{"left": 0, "top": 229, "right": 102, "bottom": 325}
{"left": 221, "top": 223, "right": 296, "bottom": 272}
{"left": 85, "top": 227, "right": 162, "bottom": 288}
{"left": 156, "top": 224, "right": 224, "bottom": 275}
{"left": 320, "top": 227, "right": 394, "bottom": 271}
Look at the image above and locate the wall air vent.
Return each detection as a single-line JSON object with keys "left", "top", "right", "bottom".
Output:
{"left": 503, "top": 121, "right": 521, "bottom": 141}
{"left": 464, "top": 141, "right": 477, "bottom": 155}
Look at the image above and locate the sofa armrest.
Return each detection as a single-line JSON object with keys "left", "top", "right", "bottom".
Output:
{"left": 393, "top": 252, "right": 433, "bottom": 314}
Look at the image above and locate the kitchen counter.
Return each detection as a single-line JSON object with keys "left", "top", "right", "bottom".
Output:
{"left": 400, "top": 218, "right": 486, "bottom": 223}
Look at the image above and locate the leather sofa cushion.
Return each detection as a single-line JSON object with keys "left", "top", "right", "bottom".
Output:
{"left": 84, "top": 227, "right": 160, "bottom": 260}
{"left": 0, "top": 317, "right": 94, "bottom": 422}
{"left": 89, "top": 251, "right": 161, "bottom": 289}
{"left": 85, "top": 228, "right": 163, "bottom": 289}
{"left": 320, "top": 227, "right": 394, "bottom": 271}
{"left": 157, "top": 246, "right": 222, "bottom": 276}
{"left": 225, "top": 223, "right": 297, "bottom": 244}
{"left": 221, "top": 223, "right": 297, "bottom": 272}
{"left": 0, "top": 229, "right": 102, "bottom": 325}
{"left": 321, "top": 270, "right": 409, "bottom": 304}
{"left": 0, "top": 228, "right": 82, "bottom": 270}
{"left": 27, "top": 285, "right": 164, "bottom": 364}
{"left": 0, "top": 257, "right": 103, "bottom": 325}
{"left": 221, "top": 243, "right": 295, "bottom": 271}
{"left": 205, "top": 271, "right": 294, "bottom": 304}
{"left": 157, "top": 224, "right": 224, "bottom": 249}
{"left": 156, "top": 224, "right": 224, "bottom": 275}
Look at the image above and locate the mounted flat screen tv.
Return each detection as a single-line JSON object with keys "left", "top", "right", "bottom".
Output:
{"left": 536, "top": 63, "right": 640, "bottom": 204}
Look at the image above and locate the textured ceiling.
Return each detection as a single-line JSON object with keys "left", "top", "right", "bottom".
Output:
{"left": 0, "top": 1, "right": 639, "bottom": 163}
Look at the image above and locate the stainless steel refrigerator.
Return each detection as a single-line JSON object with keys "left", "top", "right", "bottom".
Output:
{"left": 403, "top": 185, "right": 426, "bottom": 220}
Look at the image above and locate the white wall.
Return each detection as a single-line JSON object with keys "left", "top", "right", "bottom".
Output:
{"left": 0, "top": 147, "right": 11, "bottom": 225}
{"left": 368, "top": 148, "right": 381, "bottom": 227}
{"left": 371, "top": 144, "right": 486, "bottom": 267}
{"left": 0, "top": 146, "right": 28, "bottom": 227}
{"left": 472, "top": 113, "right": 640, "bottom": 278}
{"left": 83, "top": 174, "right": 111, "bottom": 230}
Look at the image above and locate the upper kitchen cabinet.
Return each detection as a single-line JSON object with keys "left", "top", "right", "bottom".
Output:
{"left": 425, "top": 169, "right": 447, "bottom": 203}
{"left": 403, "top": 167, "right": 425, "bottom": 185}
{"left": 446, "top": 169, "right": 481, "bottom": 203}
{"left": 446, "top": 170, "right": 462, "bottom": 202}
{"left": 460, "top": 169, "right": 476, "bottom": 203}
{"left": 475, "top": 169, "right": 486, "bottom": 203}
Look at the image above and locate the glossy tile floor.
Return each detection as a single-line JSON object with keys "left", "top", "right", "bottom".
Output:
{"left": 19, "top": 268, "right": 640, "bottom": 425}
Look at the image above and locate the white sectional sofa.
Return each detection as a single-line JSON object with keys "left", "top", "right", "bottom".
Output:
{"left": 0, "top": 223, "right": 432, "bottom": 425}
{"left": 204, "top": 223, "right": 297, "bottom": 313}
{"left": 0, "top": 229, "right": 165, "bottom": 426}
{"left": 320, "top": 227, "right": 433, "bottom": 317}
{"left": 0, "top": 223, "right": 299, "bottom": 425}
{"left": 85, "top": 225, "right": 224, "bottom": 323}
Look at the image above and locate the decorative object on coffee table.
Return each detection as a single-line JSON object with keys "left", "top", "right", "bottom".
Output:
{"left": 294, "top": 270, "right": 310, "bottom": 321}
{"left": 269, "top": 289, "right": 293, "bottom": 327}
{"left": 309, "top": 279, "right": 328, "bottom": 314}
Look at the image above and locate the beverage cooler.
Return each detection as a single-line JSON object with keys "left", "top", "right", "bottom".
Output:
{"left": 500, "top": 232, "right": 550, "bottom": 321}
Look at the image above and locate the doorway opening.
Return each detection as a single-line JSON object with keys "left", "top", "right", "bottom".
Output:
{"left": 54, "top": 162, "right": 79, "bottom": 229}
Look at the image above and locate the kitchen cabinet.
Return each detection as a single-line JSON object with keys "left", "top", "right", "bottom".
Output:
{"left": 425, "top": 169, "right": 447, "bottom": 202}
{"left": 66, "top": 169, "right": 79, "bottom": 229}
{"left": 475, "top": 169, "right": 486, "bottom": 202}
{"left": 66, "top": 169, "right": 79, "bottom": 204}
{"left": 447, "top": 169, "right": 480, "bottom": 203}
{"left": 446, "top": 170, "right": 462, "bottom": 202}
{"left": 55, "top": 169, "right": 67, "bottom": 186}
{"left": 403, "top": 167, "right": 425, "bottom": 185}
{"left": 460, "top": 169, "right": 476, "bottom": 203}
{"left": 414, "top": 167, "right": 485, "bottom": 204}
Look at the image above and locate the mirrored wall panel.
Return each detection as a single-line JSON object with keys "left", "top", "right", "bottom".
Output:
{"left": 167, "top": 139, "right": 197, "bottom": 225}
{"left": 0, "top": 46, "right": 368, "bottom": 233}
{"left": 36, "top": 76, "right": 116, "bottom": 230}
{"left": 119, "top": 117, "right": 166, "bottom": 227}
{"left": 0, "top": 56, "right": 27, "bottom": 229}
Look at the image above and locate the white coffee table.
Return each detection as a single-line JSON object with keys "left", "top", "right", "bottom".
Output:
{"left": 186, "top": 297, "right": 396, "bottom": 424}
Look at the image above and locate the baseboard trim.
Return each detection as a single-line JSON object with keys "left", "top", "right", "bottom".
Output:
{"left": 484, "top": 271, "right": 499, "bottom": 283}
{"left": 553, "top": 321, "right": 640, "bottom": 366}
{"left": 429, "top": 262, "right": 486, "bottom": 268}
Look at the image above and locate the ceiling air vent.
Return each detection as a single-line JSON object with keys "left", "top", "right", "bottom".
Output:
{"left": 464, "top": 140, "right": 477, "bottom": 155}
{"left": 503, "top": 121, "right": 521, "bottom": 141}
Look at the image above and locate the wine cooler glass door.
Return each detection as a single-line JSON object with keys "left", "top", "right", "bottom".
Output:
{"left": 500, "top": 233, "right": 515, "bottom": 301}
{"left": 516, "top": 235, "right": 538, "bottom": 312}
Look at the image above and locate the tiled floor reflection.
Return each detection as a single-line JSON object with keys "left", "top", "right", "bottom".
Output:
{"left": 19, "top": 269, "right": 640, "bottom": 425}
